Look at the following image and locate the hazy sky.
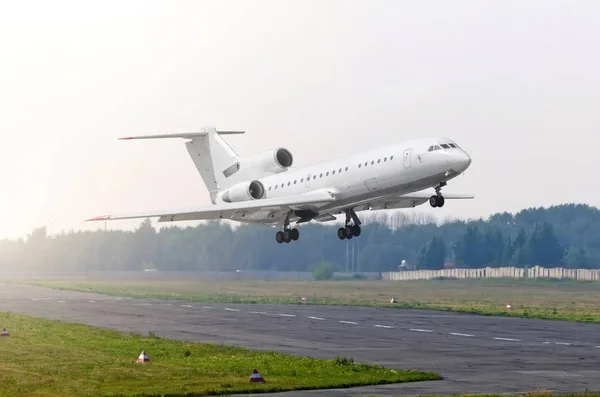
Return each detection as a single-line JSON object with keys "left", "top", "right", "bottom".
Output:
{"left": 1, "top": 0, "right": 599, "bottom": 239}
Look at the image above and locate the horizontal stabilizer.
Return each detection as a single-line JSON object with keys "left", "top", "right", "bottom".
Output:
{"left": 119, "top": 131, "right": 245, "bottom": 141}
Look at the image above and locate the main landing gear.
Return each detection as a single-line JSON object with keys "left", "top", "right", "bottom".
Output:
{"left": 275, "top": 212, "right": 300, "bottom": 243}
{"left": 338, "top": 208, "right": 362, "bottom": 240}
{"left": 429, "top": 182, "right": 446, "bottom": 208}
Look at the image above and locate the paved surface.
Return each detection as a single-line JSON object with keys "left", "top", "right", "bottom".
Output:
{"left": 1, "top": 283, "right": 600, "bottom": 396}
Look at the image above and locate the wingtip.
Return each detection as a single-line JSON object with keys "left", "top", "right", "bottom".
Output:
{"left": 85, "top": 215, "right": 111, "bottom": 222}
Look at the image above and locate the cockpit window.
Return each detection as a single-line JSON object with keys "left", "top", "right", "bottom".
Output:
{"left": 440, "top": 143, "right": 451, "bottom": 149}
{"left": 449, "top": 143, "right": 457, "bottom": 148}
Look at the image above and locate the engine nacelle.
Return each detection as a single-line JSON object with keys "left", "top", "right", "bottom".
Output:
{"left": 241, "top": 148, "right": 294, "bottom": 174}
{"left": 221, "top": 180, "right": 265, "bottom": 203}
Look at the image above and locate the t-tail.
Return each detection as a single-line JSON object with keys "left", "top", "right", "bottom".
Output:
{"left": 119, "top": 127, "right": 245, "bottom": 203}
{"left": 118, "top": 126, "right": 294, "bottom": 204}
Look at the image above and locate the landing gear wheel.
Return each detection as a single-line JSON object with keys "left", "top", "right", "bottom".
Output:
{"left": 429, "top": 195, "right": 438, "bottom": 207}
{"left": 351, "top": 225, "right": 361, "bottom": 237}
{"left": 338, "top": 228, "right": 346, "bottom": 240}
{"left": 290, "top": 228, "right": 300, "bottom": 241}
{"left": 345, "top": 226, "right": 354, "bottom": 239}
{"left": 283, "top": 229, "right": 292, "bottom": 243}
{"left": 276, "top": 231, "right": 284, "bottom": 243}
{"left": 437, "top": 195, "right": 445, "bottom": 207}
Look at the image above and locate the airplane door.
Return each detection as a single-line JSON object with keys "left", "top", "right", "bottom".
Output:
{"left": 305, "top": 174, "right": 312, "bottom": 188}
{"left": 364, "top": 177, "right": 381, "bottom": 192}
{"left": 403, "top": 149, "right": 412, "bottom": 169}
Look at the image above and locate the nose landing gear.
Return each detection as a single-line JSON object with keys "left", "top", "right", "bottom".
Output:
{"left": 430, "top": 182, "right": 446, "bottom": 208}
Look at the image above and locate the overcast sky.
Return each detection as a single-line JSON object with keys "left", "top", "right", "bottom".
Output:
{"left": 1, "top": 0, "right": 598, "bottom": 239}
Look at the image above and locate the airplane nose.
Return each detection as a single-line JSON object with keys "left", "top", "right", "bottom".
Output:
{"left": 453, "top": 150, "right": 472, "bottom": 172}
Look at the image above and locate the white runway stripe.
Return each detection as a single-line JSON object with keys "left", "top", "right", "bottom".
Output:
{"left": 374, "top": 324, "right": 393, "bottom": 329}
{"left": 410, "top": 328, "right": 433, "bottom": 333}
{"left": 339, "top": 321, "right": 358, "bottom": 325}
{"left": 307, "top": 316, "right": 325, "bottom": 320}
{"left": 494, "top": 337, "right": 521, "bottom": 341}
{"left": 450, "top": 332, "right": 474, "bottom": 337}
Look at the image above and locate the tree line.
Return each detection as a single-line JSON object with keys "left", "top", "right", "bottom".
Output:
{"left": 0, "top": 203, "right": 597, "bottom": 273}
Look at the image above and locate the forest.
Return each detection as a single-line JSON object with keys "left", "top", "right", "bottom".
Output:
{"left": 0, "top": 203, "right": 597, "bottom": 273}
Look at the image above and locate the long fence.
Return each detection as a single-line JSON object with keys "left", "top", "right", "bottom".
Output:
{"left": 382, "top": 266, "right": 600, "bottom": 281}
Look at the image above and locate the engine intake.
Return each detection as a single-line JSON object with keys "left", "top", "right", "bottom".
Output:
{"left": 274, "top": 148, "right": 293, "bottom": 168}
{"left": 222, "top": 180, "right": 265, "bottom": 203}
{"left": 239, "top": 148, "right": 294, "bottom": 175}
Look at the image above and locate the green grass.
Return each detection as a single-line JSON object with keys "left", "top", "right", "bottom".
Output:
{"left": 0, "top": 311, "right": 439, "bottom": 397}
{"left": 13, "top": 277, "right": 600, "bottom": 324}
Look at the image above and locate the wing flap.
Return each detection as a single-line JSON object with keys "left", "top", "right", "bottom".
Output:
{"left": 86, "top": 189, "right": 336, "bottom": 223}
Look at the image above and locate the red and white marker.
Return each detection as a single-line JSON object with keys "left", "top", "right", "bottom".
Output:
{"left": 249, "top": 369, "right": 266, "bottom": 383}
{"left": 390, "top": 297, "right": 397, "bottom": 304}
{"left": 0, "top": 328, "right": 9, "bottom": 336}
{"left": 136, "top": 350, "right": 150, "bottom": 363}
{"left": 506, "top": 303, "right": 512, "bottom": 310}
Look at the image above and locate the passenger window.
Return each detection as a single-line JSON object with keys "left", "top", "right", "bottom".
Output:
{"left": 294, "top": 180, "right": 297, "bottom": 184}
{"left": 345, "top": 167, "right": 348, "bottom": 171}
{"left": 364, "top": 162, "right": 368, "bottom": 166}
{"left": 287, "top": 182, "right": 290, "bottom": 186}
{"left": 320, "top": 173, "right": 323, "bottom": 177}
{"left": 313, "top": 175, "right": 316, "bottom": 179}
{"left": 390, "top": 156, "right": 394, "bottom": 160}
{"left": 339, "top": 168, "right": 342, "bottom": 173}
{"left": 275, "top": 185, "right": 278, "bottom": 189}
{"left": 269, "top": 187, "right": 272, "bottom": 191}
{"left": 281, "top": 184, "right": 284, "bottom": 188}
{"left": 377, "top": 159, "right": 381, "bottom": 163}
{"left": 332, "top": 170, "right": 336, "bottom": 174}
{"left": 358, "top": 164, "right": 361, "bottom": 168}
{"left": 384, "top": 157, "right": 387, "bottom": 161}
{"left": 326, "top": 172, "right": 329, "bottom": 176}
{"left": 300, "top": 178, "right": 304, "bottom": 182}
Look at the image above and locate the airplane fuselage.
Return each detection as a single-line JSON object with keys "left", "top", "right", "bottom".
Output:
{"left": 214, "top": 136, "right": 472, "bottom": 224}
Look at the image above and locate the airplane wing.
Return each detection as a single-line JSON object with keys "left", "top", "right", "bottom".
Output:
{"left": 85, "top": 189, "right": 337, "bottom": 223}
{"left": 349, "top": 192, "right": 474, "bottom": 212}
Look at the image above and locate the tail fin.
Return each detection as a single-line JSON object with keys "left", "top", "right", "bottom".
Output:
{"left": 119, "top": 127, "right": 244, "bottom": 203}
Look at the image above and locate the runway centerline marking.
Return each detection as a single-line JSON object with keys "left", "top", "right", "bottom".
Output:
{"left": 181, "top": 305, "right": 193, "bottom": 308}
{"left": 202, "top": 306, "right": 213, "bottom": 309}
{"left": 339, "top": 321, "right": 358, "bottom": 325}
{"left": 251, "top": 311, "right": 267, "bottom": 315}
{"left": 278, "top": 314, "right": 296, "bottom": 317}
{"left": 450, "top": 332, "right": 474, "bottom": 337}
{"left": 410, "top": 329, "right": 433, "bottom": 333}
{"left": 224, "top": 308, "right": 240, "bottom": 312}
{"left": 374, "top": 324, "right": 393, "bottom": 329}
{"left": 555, "top": 342, "right": 571, "bottom": 345}
{"left": 307, "top": 316, "right": 325, "bottom": 321}
{"left": 57, "top": 300, "right": 66, "bottom": 303}
{"left": 494, "top": 337, "right": 521, "bottom": 341}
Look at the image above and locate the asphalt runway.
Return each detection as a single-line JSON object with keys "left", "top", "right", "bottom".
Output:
{"left": 2, "top": 282, "right": 600, "bottom": 396}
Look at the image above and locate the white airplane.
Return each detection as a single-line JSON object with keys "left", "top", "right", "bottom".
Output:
{"left": 86, "top": 126, "right": 473, "bottom": 244}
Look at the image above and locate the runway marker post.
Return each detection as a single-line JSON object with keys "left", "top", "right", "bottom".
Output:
{"left": 249, "top": 369, "right": 265, "bottom": 383}
{"left": 136, "top": 350, "right": 150, "bottom": 363}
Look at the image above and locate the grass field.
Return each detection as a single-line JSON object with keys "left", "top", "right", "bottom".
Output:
{"left": 0, "top": 311, "right": 438, "bottom": 397}
{"left": 18, "top": 277, "right": 600, "bottom": 323}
